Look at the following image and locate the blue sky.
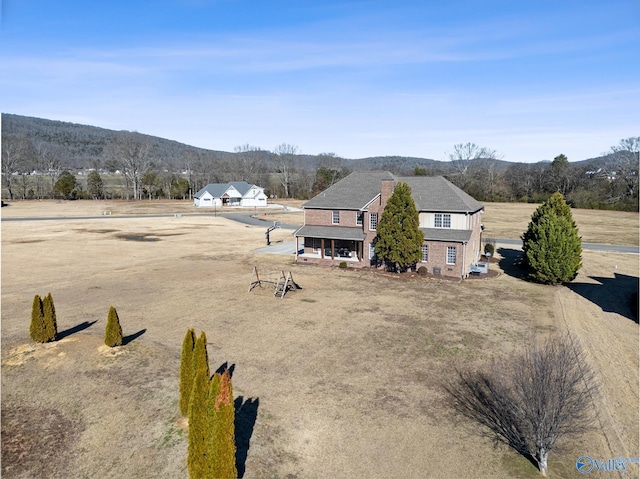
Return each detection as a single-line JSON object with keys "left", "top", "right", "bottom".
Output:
{"left": 2, "top": 0, "right": 639, "bottom": 162}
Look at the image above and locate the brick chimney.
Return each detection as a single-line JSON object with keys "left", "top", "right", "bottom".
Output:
{"left": 380, "top": 178, "right": 395, "bottom": 210}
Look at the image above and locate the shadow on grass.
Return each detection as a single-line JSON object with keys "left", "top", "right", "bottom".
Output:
{"left": 497, "top": 248, "right": 526, "bottom": 279}
{"left": 215, "top": 362, "right": 235, "bottom": 378}
{"left": 122, "top": 328, "right": 146, "bottom": 345}
{"left": 57, "top": 321, "right": 97, "bottom": 340}
{"left": 235, "top": 396, "right": 259, "bottom": 478}
{"left": 567, "top": 273, "right": 639, "bottom": 323}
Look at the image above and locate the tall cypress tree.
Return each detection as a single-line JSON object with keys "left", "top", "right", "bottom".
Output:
{"left": 374, "top": 182, "right": 424, "bottom": 272}
{"left": 42, "top": 293, "right": 58, "bottom": 342}
{"left": 188, "top": 366, "right": 211, "bottom": 478}
{"left": 188, "top": 332, "right": 211, "bottom": 478}
{"left": 207, "top": 369, "right": 237, "bottom": 479}
{"left": 104, "top": 306, "right": 123, "bottom": 347}
{"left": 192, "top": 331, "right": 210, "bottom": 380}
{"left": 180, "top": 328, "right": 197, "bottom": 416}
{"left": 30, "top": 294, "right": 46, "bottom": 343}
{"left": 522, "top": 192, "right": 582, "bottom": 285}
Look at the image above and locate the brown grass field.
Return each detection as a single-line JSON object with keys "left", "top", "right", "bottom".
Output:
{"left": 1, "top": 200, "right": 638, "bottom": 479}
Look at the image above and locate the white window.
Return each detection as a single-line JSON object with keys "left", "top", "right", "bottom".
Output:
{"left": 369, "top": 242, "right": 376, "bottom": 260}
{"left": 332, "top": 211, "right": 340, "bottom": 224}
{"left": 435, "top": 213, "right": 451, "bottom": 228}
{"left": 446, "top": 246, "right": 457, "bottom": 265}
{"left": 357, "top": 212, "right": 364, "bottom": 226}
{"left": 370, "top": 213, "right": 378, "bottom": 231}
{"left": 312, "top": 238, "right": 320, "bottom": 252}
{"left": 421, "top": 245, "right": 428, "bottom": 262}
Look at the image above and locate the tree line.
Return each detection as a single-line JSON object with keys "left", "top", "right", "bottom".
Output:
{"left": 2, "top": 115, "right": 637, "bottom": 210}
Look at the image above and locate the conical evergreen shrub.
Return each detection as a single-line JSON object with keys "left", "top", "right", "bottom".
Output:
{"left": 42, "top": 293, "right": 58, "bottom": 342}
{"left": 188, "top": 366, "right": 211, "bottom": 478}
{"left": 180, "top": 328, "right": 196, "bottom": 416}
{"left": 105, "top": 306, "right": 123, "bottom": 347}
{"left": 192, "top": 331, "right": 210, "bottom": 380}
{"left": 207, "top": 369, "right": 237, "bottom": 479}
{"left": 521, "top": 192, "right": 582, "bottom": 285}
{"left": 30, "top": 294, "right": 46, "bottom": 343}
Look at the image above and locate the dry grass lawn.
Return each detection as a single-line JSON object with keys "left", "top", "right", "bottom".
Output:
{"left": 1, "top": 200, "right": 638, "bottom": 479}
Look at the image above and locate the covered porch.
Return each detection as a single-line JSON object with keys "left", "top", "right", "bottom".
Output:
{"left": 294, "top": 225, "right": 366, "bottom": 265}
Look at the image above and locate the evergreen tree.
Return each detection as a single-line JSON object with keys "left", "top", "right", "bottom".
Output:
{"left": 374, "top": 182, "right": 424, "bottom": 272}
{"left": 180, "top": 328, "right": 197, "bottom": 416}
{"left": 207, "top": 369, "right": 237, "bottom": 479}
{"left": 192, "top": 331, "right": 210, "bottom": 380}
{"left": 104, "top": 306, "right": 123, "bottom": 347}
{"left": 188, "top": 364, "right": 211, "bottom": 478}
{"left": 522, "top": 192, "right": 582, "bottom": 284}
{"left": 30, "top": 294, "right": 46, "bottom": 343}
{"left": 42, "top": 293, "right": 58, "bottom": 342}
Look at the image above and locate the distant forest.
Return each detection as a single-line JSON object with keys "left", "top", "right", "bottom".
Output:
{"left": 2, "top": 113, "right": 638, "bottom": 211}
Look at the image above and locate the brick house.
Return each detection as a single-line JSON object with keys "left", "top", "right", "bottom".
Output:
{"left": 293, "top": 171, "right": 485, "bottom": 278}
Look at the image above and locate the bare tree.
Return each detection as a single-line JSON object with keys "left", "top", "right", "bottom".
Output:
{"left": 447, "top": 143, "right": 501, "bottom": 190}
{"left": 33, "top": 141, "right": 63, "bottom": 198}
{"left": 105, "top": 132, "right": 153, "bottom": 200}
{"left": 445, "top": 334, "right": 597, "bottom": 476}
{"left": 273, "top": 143, "right": 298, "bottom": 198}
{"left": 1, "top": 134, "right": 32, "bottom": 200}
{"left": 610, "top": 137, "right": 639, "bottom": 200}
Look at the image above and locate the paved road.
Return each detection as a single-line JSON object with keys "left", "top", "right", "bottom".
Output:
{"left": 2, "top": 212, "right": 636, "bottom": 254}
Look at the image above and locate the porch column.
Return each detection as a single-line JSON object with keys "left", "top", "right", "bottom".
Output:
{"left": 331, "top": 239, "right": 335, "bottom": 259}
{"left": 321, "top": 239, "right": 325, "bottom": 258}
{"left": 358, "top": 242, "right": 363, "bottom": 262}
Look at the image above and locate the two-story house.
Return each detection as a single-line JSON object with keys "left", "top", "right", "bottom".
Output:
{"left": 293, "top": 171, "right": 484, "bottom": 279}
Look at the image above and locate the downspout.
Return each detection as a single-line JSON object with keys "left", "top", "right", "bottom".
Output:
{"left": 462, "top": 241, "right": 467, "bottom": 279}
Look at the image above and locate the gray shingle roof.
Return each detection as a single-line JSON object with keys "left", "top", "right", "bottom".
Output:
{"left": 400, "top": 176, "right": 483, "bottom": 213}
{"left": 302, "top": 171, "right": 483, "bottom": 213}
{"left": 194, "top": 181, "right": 255, "bottom": 199}
{"left": 294, "top": 225, "right": 367, "bottom": 240}
{"left": 303, "top": 171, "right": 394, "bottom": 210}
{"left": 420, "top": 228, "right": 473, "bottom": 243}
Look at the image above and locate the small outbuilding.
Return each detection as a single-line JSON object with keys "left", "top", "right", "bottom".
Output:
{"left": 193, "top": 182, "right": 268, "bottom": 208}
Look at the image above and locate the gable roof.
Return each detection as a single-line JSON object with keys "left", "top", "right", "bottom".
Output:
{"left": 303, "top": 171, "right": 394, "bottom": 210}
{"left": 303, "top": 171, "right": 483, "bottom": 214}
{"left": 400, "top": 176, "right": 483, "bottom": 213}
{"left": 194, "top": 181, "right": 259, "bottom": 199}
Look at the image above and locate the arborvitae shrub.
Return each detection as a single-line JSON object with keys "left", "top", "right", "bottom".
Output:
{"left": 30, "top": 294, "right": 46, "bottom": 343}
{"left": 193, "top": 332, "right": 210, "bottom": 380}
{"left": 180, "top": 328, "right": 196, "bottom": 416}
{"left": 188, "top": 367, "right": 210, "bottom": 479}
{"left": 42, "top": 293, "right": 58, "bottom": 342}
{"left": 104, "top": 306, "right": 123, "bottom": 347}
{"left": 207, "top": 369, "right": 237, "bottom": 479}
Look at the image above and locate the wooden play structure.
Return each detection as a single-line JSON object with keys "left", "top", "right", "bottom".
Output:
{"left": 249, "top": 266, "right": 301, "bottom": 299}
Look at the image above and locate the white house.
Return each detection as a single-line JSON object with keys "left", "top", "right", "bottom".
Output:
{"left": 193, "top": 182, "right": 268, "bottom": 208}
